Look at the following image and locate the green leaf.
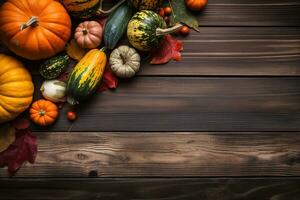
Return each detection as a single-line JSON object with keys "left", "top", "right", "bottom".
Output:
{"left": 169, "top": 0, "right": 200, "bottom": 31}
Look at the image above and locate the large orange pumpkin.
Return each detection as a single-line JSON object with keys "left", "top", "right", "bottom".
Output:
{"left": 0, "top": 0, "right": 72, "bottom": 60}
{"left": 0, "top": 54, "right": 34, "bottom": 123}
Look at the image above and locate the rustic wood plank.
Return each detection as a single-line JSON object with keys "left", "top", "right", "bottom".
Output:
{"left": 0, "top": 178, "right": 300, "bottom": 200}
{"left": 31, "top": 77, "right": 300, "bottom": 132}
{"left": 141, "top": 27, "right": 300, "bottom": 76}
{"left": 198, "top": 0, "right": 300, "bottom": 26}
{"left": 0, "top": 132, "right": 299, "bottom": 177}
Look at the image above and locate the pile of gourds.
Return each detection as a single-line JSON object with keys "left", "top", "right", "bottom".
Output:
{"left": 0, "top": 0, "right": 207, "bottom": 126}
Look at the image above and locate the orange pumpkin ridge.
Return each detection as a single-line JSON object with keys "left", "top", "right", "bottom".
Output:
{"left": 0, "top": 54, "right": 34, "bottom": 123}
{"left": 0, "top": 0, "right": 72, "bottom": 60}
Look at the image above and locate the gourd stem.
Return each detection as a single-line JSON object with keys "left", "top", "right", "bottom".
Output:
{"left": 156, "top": 23, "right": 183, "bottom": 36}
{"left": 67, "top": 96, "right": 79, "bottom": 106}
{"left": 97, "top": 0, "right": 126, "bottom": 15}
{"left": 82, "top": 28, "right": 88, "bottom": 35}
{"left": 39, "top": 109, "right": 46, "bottom": 116}
{"left": 100, "top": 47, "right": 106, "bottom": 52}
{"left": 20, "top": 16, "right": 38, "bottom": 30}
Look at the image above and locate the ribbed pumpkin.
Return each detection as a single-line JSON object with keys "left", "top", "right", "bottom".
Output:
{"left": 0, "top": 54, "right": 34, "bottom": 123}
{"left": 0, "top": 0, "right": 71, "bottom": 60}
{"left": 131, "top": 0, "right": 162, "bottom": 10}
{"left": 67, "top": 48, "right": 107, "bottom": 105}
{"left": 61, "top": 0, "right": 127, "bottom": 19}
{"left": 61, "top": 0, "right": 100, "bottom": 19}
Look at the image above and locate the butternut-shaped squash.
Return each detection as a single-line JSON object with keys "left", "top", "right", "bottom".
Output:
{"left": 67, "top": 49, "right": 107, "bottom": 105}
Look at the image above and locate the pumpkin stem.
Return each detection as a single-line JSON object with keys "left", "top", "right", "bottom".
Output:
{"left": 20, "top": 16, "right": 39, "bottom": 31}
{"left": 97, "top": 0, "right": 126, "bottom": 15}
{"left": 156, "top": 23, "right": 183, "bottom": 36}
{"left": 120, "top": 54, "right": 127, "bottom": 65}
{"left": 82, "top": 28, "right": 89, "bottom": 35}
{"left": 39, "top": 109, "right": 46, "bottom": 116}
{"left": 100, "top": 47, "right": 106, "bottom": 52}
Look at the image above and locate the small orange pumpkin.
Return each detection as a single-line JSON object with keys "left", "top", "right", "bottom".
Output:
{"left": 185, "top": 0, "right": 207, "bottom": 11}
{"left": 29, "top": 100, "right": 58, "bottom": 126}
{"left": 0, "top": 0, "right": 72, "bottom": 60}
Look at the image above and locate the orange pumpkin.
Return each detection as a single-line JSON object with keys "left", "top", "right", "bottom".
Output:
{"left": 29, "top": 100, "right": 58, "bottom": 126}
{"left": 0, "top": 0, "right": 72, "bottom": 60}
{"left": 185, "top": 0, "right": 207, "bottom": 11}
{"left": 0, "top": 54, "right": 34, "bottom": 123}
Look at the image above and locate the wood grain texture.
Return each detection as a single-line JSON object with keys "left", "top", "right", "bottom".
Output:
{"left": 0, "top": 132, "right": 299, "bottom": 177}
{"left": 31, "top": 77, "right": 300, "bottom": 132}
{"left": 141, "top": 27, "right": 300, "bottom": 76}
{"left": 198, "top": 0, "right": 300, "bottom": 26}
{"left": 0, "top": 178, "right": 300, "bottom": 200}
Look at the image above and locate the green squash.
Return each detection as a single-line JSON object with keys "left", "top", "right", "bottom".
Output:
{"left": 40, "top": 55, "right": 69, "bottom": 79}
{"left": 104, "top": 3, "right": 133, "bottom": 50}
{"left": 127, "top": 10, "right": 167, "bottom": 51}
{"left": 67, "top": 49, "right": 107, "bottom": 105}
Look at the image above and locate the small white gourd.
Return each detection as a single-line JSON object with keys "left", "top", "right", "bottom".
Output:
{"left": 109, "top": 45, "right": 140, "bottom": 78}
{"left": 40, "top": 80, "right": 67, "bottom": 102}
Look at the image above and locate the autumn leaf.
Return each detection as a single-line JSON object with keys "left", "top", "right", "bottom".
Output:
{"left": 0, "top": 129, "right": 37, "bottom": 176}
{"left": 0, "top": 123, "right": 15, "bottom": 153}
{"left": 169, "top": 0, "right": 200, "bottom": 31}
{"left": 98, "top": 64, "right": 118, "bottom": 92}
{"left": 66, "top": 39, "right": 88, "bottom": 61}
{"left": 12, "top": 118, "right": 30, "bottom": 130}
{"left": 150, "top": 35, "right": 183, "bottom": 64}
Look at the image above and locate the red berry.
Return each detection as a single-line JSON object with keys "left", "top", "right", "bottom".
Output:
{"left": 67, "top": 111, "right": 77, "bottom": 121}
{"left": 164, "top": 7, "right": 172, "bottom": 15}
{"left": 180, "top": 26, "right": 190, "bottom": 35}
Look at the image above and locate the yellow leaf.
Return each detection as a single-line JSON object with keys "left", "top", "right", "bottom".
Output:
{"left": 0, "top": 123, "right": 15, "bottom": 153}
{"left": 66, "top": 39, "right": 88, "bottom": 61}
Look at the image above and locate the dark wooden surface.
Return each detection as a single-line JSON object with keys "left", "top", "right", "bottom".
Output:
{"left": 1, "top": 0, "right": 300, "bottom": 199}
{"left": 0, "top": 178, "right": 300, "bottom": 200}
{"left": 0, "top": 132, "right": 299, "bottom": 177}
{"left": 31, "top": 77, "right": 300, "bottom": 132}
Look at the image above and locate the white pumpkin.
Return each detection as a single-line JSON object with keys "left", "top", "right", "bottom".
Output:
{"left": 109, "top": 45, "right": 140, "bottom": 78}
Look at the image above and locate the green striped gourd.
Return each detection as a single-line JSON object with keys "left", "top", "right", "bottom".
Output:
{"left": 127, "top": 10, "right": 167, "bottom": 51}
{"left": 67, "top": 48, "right": 107, "bottom": 105}
{"left": 40, "top": 55, "right": 69, "bottom": 79}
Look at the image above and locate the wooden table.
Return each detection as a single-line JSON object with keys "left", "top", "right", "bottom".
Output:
{"left": 1, "top": 0, "right": 300, "bottom": 199}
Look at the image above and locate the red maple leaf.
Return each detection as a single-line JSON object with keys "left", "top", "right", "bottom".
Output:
{"left": 98, "top": 64, "right": 118, "bottom": 92}
{"left": 0, "top": 129, "right": 37, "bottom": 176}
{"left": 150, "top": 35, "right": 183, "bottom": 64}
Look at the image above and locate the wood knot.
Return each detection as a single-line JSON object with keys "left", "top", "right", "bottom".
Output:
{"left": 284, "top": 154, "right": 300, "bottom": 166}
{"left": 88, "top": 170, "right": 98, "bottom": 177}
{"left": 77, "top": 153, "right": 87, "bottom": 160}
